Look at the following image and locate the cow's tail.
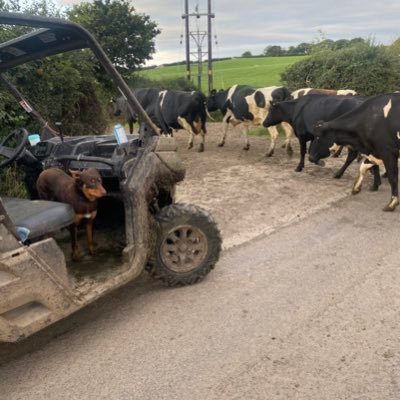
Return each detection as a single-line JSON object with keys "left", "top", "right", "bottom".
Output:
{"left": 156, "top": 90, "right": 173, "bottom": 135}
{"left": 206, "top": 102, "right": 215, "bottom": 121}
{"left": 200, "top": 98, "right": 208, "bottom": 134}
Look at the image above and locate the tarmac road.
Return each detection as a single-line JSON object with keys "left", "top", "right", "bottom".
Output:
{"left": 1, "top": 187, "right": 400, "bottom": 399}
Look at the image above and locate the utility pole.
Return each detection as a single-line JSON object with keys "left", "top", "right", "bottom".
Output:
{"left": 181, "top": 0, "right": 215, "bottom": 94}
{"left": 207, "top": 0, "right": 213, "bottom": 95}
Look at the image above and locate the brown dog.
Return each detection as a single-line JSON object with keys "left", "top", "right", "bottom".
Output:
{"left": 36, "top": 167, "right": 107, "bottom": 261}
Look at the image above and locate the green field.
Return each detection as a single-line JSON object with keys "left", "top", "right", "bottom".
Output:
{"left": 139, "top": 55, "right": 306, "bottom": 91}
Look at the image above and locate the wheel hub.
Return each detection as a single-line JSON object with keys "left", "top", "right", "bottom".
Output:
{"left": 160, "top": 224, "right": 208, "bottom": 273}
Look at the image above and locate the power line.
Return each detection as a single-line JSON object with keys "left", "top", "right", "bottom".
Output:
{"left": 181, "top": 0, "right": 215, "bottom": 93}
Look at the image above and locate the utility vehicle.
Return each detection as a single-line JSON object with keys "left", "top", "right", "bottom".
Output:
{"left": 0, "top": 12, "right": 221, "bottom": 343}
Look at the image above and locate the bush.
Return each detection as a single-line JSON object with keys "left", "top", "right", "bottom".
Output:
{"left": 281, "top": 41, "right": 400, "bottom": 96}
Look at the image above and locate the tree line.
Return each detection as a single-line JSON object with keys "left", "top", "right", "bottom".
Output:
{"left": 242, "top": 37, "right": 368, "bottom": 57}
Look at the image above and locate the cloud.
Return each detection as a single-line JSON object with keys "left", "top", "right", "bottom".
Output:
{"left": 57, "top": 0, "right": 400, "bottom": 65}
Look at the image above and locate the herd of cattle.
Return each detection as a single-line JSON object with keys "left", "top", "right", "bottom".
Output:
{"left": 113, "top": 85, "right": 400, "bottom": 212}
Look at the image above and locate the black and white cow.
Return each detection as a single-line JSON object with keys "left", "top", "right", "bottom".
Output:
{"left": 291, "top": 88, "right": 357, "bottom": 99}
{"left": 155, "top": 89, "right": 207, "bottom": 152}
{"left": 263, "top": 94, "right": 366, "bottom": 173}
{"left": 207, "top": 85, "right": 294, "bottom": 156}
{"left": 310, "top": 93, "right": 400, "bottom": 211}
{"left": 113, "top": 88, "right": 207, "bottom": 151}
{"left": 113, "top": 87, "right": 161, "bottom": 134}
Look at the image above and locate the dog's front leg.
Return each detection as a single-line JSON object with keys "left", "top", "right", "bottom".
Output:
{"left": 85, "top": 218, "right": 96, "bottom": 256}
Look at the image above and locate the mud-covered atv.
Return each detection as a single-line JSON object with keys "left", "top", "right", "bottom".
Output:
{"left": 0, "top": 12, "right": 222, "bottom": 343}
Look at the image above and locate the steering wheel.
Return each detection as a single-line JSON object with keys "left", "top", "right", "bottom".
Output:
{"left": 0, "top": 128, "right": 29, "bottom": 168}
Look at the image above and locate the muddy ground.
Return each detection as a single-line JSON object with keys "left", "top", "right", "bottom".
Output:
{"left": 173, "top": 122, "right": 376, "bottom": 249}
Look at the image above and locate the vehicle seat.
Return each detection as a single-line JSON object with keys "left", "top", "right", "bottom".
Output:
{"left": 1, "top": 197, "right": 74, "bottom": 242}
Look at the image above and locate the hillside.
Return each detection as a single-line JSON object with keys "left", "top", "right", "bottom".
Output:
{"left": 138, "top": 55, "right": 307, "bottom": 90}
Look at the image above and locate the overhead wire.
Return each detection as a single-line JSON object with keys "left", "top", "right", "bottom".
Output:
{"left": 211, "top": 11, "right": 225, "bottom": 89}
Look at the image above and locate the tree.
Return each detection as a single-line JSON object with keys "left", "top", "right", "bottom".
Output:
{"left": 263, "top": 45, "right": 283, "bottom": 57}
{"left": 241, "top": 51, "right": 252, "bottom": 57}
{"left": 67, "top": 0, "right": 160, "bottom": 71}
{"left": 0, "top": 0, "right": 109, "bottom": 137}
{"left": 296, "top": 42, "right": 312, "bottom": 55}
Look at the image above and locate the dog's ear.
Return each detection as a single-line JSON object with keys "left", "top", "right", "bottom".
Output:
{"left": 69, "top": 169, "right": 82, "bottom": 181}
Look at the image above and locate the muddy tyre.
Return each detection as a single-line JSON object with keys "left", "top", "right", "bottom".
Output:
{"left": 146, "top": 203, "right": 222, "bottom": 287}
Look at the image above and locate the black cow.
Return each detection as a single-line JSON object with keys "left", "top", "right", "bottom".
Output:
{"left": 310, "top": 93, "right": 400, "bottom": 211}
{"left": 263, "top": 94, "right": 366, "bottom": 173}
{"left": 207, "top": 85, "right": 294, "bottom": 156}
{"left": 291, "top": 87, "right": 357, "bottom": 158}
{"left": 113, "top": 87, "right": 161, "bottom": 134}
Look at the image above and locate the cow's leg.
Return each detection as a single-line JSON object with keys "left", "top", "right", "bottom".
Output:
{"left": 265, "top": 125, "right": 278, "bottom": 157}
{"left": 352, "top": 158, "right": 374, "bottom": 194}
{"left": 195, "top": 119, "right": 206, "bottom": 152}
{"left": 177, "top": 116, "right": 202, "bottom": 151}
{"left": 198, "top": 131, "right": 205, "bottom": 152}
{"left": 240, "top": 126, "right": 250, "bottom": 150}
{"left": 188, "top": 130, "right": 195, "bottom": 150}
{"left": 218, "top": 119, "right": 230, "bottom": 147}
{"left": 369, "top": 165, "right": 382, "bottom": 192}
{"left": 197, "top": 120, "right": 206, "bottom": 153}
{"left": 295, "top": 138, "right": 307, "bottom": 172}
{"left": 331, "top": 145, "right": 343, "bottom": 158}
{"left": 334, "top": 149, "right": 358, "bottom": 179}
{"left": 128, "top": 118, "right": 134, "bottom": 135}
{"left": 382, "top": 155, "right": 399, "bottom": 211}
{"left": 280, "top": 122, "right": 294, "bottom": 156}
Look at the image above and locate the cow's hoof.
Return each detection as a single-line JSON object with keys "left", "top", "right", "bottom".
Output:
{"left": 351, "top": 187, "right": 361, "bottom": 195}
{"left": 243, "top": 145, "right": 250, "bottom": 151}
{"left": 317, "top": 160, "right": 325, "bottom": 167}
{"left": 383, "top": 205, "right": 396, "bottom": 212}
{"left": 333, "top": 171, "right": 343, "bottom": 179}
{"left": 72, "top": 252, "right": 81, "bottom": 262}
{"left": 265, "top": 150, "right": 274, "bottom": 157}
{"left": 197, "top": 144, "right": 204, "bottom": 152}
{"left": 286, "top": 147, "right": 294, "bottom": 157}
{"left": 187, "top": 144, "right": 193, "bottom": 150}
{"left": 368, "top": 184, "right": 380, "bottom": 192}
{"left": 294, "top": 166, "right": 303, "bottom": 172}
{"left": 382, "top": 172, "right": 388, "bottom": 178}
{"left": 382, "top": 197, "right": 399, "bottom": 211}
{"left": 217, "top": 142, "right": 224, "bottom": 147}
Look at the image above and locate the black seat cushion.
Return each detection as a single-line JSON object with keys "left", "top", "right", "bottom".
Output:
{"left": 1, "top": 197, "right": 74, "bottom": 242}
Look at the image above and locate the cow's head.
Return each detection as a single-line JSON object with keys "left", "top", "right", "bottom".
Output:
{"left": 207, "top": 89, "right": 226, "bottom": 112}
{"left": 308, "top": 121, "right": 336, "bottom": 163}
{"left": 112, "top": 96, "right": 126, "bottom": 117}
{"left": 271, "top": 86, "right": 292, "bottom": 103}
{"left": 263, "top": 96, "right": 296, "bottom": 128}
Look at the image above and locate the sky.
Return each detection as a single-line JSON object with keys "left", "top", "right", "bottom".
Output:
{"left": 60, "top": 0, "right": 400, "bottom": 66}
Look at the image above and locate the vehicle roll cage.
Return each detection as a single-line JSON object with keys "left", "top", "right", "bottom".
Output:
{"left": 0, "top": 12, "right": 160, "bottom": 136}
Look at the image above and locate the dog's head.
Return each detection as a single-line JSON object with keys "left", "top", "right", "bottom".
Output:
{"left": 69, "top": 168, "right": 107, "bottom": 201}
